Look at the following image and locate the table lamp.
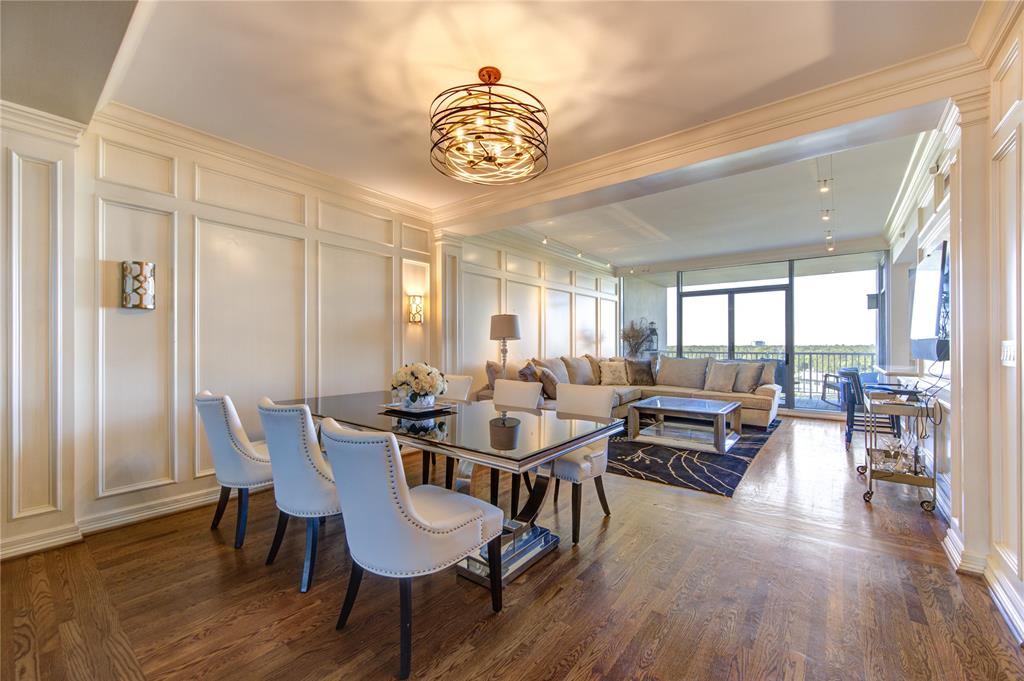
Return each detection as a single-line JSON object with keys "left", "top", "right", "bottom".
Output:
{"left": 489, "top": 314, "right": 521, "bottom": 378}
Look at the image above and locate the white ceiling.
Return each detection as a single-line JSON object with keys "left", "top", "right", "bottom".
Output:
{"left": 112, "top": 1, "right": 980, "bottom": 208}
{"left": 504, "top": 133, "right": 920, "bottom": 266}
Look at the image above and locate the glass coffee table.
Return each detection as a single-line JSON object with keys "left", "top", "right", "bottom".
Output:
{"left": 627, "top": 396, "right": 742, "bottom": 454}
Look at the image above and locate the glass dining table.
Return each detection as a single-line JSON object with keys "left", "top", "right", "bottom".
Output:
{"left": 281, "top": 390, "right": 624, "bottom": 586}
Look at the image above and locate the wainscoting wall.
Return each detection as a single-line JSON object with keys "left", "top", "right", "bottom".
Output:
{"left": 456, "top": 235, "right": 619, "bottom": 391}
{"left": 1, "top": 102, "right": 434, "bottom": 557}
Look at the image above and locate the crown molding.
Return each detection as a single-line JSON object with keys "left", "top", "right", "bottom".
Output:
{"left": 615, "top": 236, "right": 890, "bottom": 277}
{"left": 431, "top": 44, "right": 988, "bottom": 232}
{"left": 966, "top": 0, "right": 1024, "bottom": 67}
{"left": 1, "top": 100, "right": 86, "bottom": 146}
{"left": 92, "top": 102, "right": 433, "bottom": 222}
{"left": 883, "top": 130, "right": 944, "bottom": 244}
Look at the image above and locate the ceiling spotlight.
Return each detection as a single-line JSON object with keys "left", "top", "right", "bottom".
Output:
{"left": 820, "top": 209, "right": 832, "bottom": 222}
{"left": 541, "top": 236, "right": 549, "bottom": 245}
{"left": 818, "top": 179, "right": 832, "bottom": 193}
{"left": 825, "top": 230, "right": 836, "bottom": 252}
{"left": 629, "top": 268, "right": 636, "bottom": 275}
{"left": 576, "top": 251, "right": 583, "bottom": 258}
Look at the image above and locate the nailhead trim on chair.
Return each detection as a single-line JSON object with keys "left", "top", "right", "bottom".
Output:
{"left": 322, "top": 431, "right": 502, "bottom": 578}
{"left": 257, "top": 405, "right": 334, "bottom": 484}
{"left": 196, "top": 396, "right": 271, "bottom": 465}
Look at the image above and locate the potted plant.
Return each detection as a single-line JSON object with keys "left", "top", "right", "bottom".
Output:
{"left": 621, "top": 318, "right": 653, "bottom": 359}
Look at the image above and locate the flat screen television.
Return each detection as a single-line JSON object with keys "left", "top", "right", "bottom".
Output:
{"left": 910, "top": 240, "right": 950, "bottom": 361}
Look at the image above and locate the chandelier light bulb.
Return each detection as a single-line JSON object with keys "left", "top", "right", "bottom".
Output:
{"left": 821, "top": 209, "right": 831, "bottom": 221}
{"left": 819, "top": 179, "right": 831, "bottom": 193}
{"left": 825, "top": 230, "right": 836, "bottom": 252}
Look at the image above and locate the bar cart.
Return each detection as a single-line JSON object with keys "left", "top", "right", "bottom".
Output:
{"left": 857, "top": 391, "right": 937, "bottom": 511}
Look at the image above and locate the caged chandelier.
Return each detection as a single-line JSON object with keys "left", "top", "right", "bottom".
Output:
{"left": 430, "top": 66, "right": 548, "bottom": 185}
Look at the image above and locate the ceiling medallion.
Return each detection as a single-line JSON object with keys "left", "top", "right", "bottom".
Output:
{"left": 430, "top": 66, "right": 549, "bottom": 185}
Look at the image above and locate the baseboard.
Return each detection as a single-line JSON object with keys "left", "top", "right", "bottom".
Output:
{"left": 0, "top": 523, "right": 84, "bottom": 561}
{"left": 777, "top": 408, "right": 846, "bottom": 421}
{"left": 985, "top": 563, "right": 1024, "bottom": 646}
{"left": 942, "top": 527, "right": 987, "bottom": 575}
{"left": 77, "top": 485, "right": 227, "bottom": 536}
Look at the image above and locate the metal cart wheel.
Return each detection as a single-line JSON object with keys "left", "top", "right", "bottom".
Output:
{"left": 920, "top": 499, "right": 935, "bottom": 512}
{"left": 856, "top": 464, "right": 867, "bottom": 475}
{"left": 863, "top": 490, "right": 874, "bottom": 503}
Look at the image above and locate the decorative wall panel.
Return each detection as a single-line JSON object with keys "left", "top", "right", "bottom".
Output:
{"left": 319, "top": 244, "right": 393, "bottom": 396}
{"left": 462, "top": 271, "right": 502, "bottom": 387}
{"left": 506, "top": 253, "right": 541, "bottom": 279}
{"left": 544, "top": 289, "right": 572, "bottom": 358}
{"left": 600, "top": 297, "right": 619, "bottom": 357}
{"left": 196, "top": 165, "right": 306, "bottom": 225}
{"left": 195, "top": 219, "right": 305, "bottom": 473}
{"left": 99, "top": 138, "right": 176, "bottom": 195}
{"left": 319, "top": 199, "right": 393, "bottom": 245}
{"left": 97, "top": 200, "right": 176, "bottom": 495}
{"left": 9, "top": 154, "right": 58, "bottom": 517}
{"left": 402, "top": 224, "right": 431, "bottom": 254}
{"left": 575, "top": 294, "right": 598, "bottom": 356}
{"left": 506, "top": 281, "right": 542, "bottom": 361}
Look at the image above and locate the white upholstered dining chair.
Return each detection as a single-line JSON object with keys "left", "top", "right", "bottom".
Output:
{"left": 491, "top": 379, "right": 544, "bottom": 515}
{"left": 194, "top": 391, "right": 274, "bottom": 549}
{"left": 320, "top": 419, "right": 504, "bottom": 680}
{"left": 552, "top": 384, "right": 615, "bottom": 544}
{"left": 257, "top": 397, "right": 342, "bottom": 592}
{"left": 493, "top": 378, "right": 543, "bottom": 409}
{"left": 420, "top": 373, "right": 475, "bottom": 485}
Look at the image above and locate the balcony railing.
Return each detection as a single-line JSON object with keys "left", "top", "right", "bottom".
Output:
{"left": 670, "top": 348, "right": 877, "bottom": 410}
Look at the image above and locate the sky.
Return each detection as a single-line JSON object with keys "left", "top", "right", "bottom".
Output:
{"left": 664, "top": 269, "right": 878, "bottom": 347}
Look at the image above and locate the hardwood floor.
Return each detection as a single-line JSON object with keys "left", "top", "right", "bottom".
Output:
{"left": 4, "top": 417, "right": 1024, "bottom": 680}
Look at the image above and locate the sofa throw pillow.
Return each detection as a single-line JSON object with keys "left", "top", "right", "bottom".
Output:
{"left": 584, "top": 354, "right": 603, "bottom": 383}
{"left": 535, "top": 365, "right": 560, "bottom": 399}
{"left": 656, "top": 356, "right": 709, "bottom": 389}
{"left": 518, "top": 362, "right": 542, "bottom": 383}
{"left": 732, "top": 362, "right": 763, "bottom": 393}
{"left": 759, "top": 360, "right": 778, "bottom": 386}
{"left": 487, "top": 360, "right": 528, "bottom": 387}
{"left": 532, "top": 357, "right": 571, "bottom": 384}
{"left": 561, "top": 356, "right": 596, "bottom": 385}
{"left": 625, "top": 358, "right": 655, "bottom": 386}
{"left": 705, "top": 361, "right": 740, "bottom": 392}
{"left": 599, "top": 360, "right": 629, "bottom": 386}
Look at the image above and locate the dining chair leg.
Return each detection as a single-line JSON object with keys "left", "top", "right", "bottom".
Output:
{"left": 336, "top": 561, "right": 364, "bottom": 629}
{"left": 265, "top": 511, "right": 289, "bottom": 565}
{"left": 489, "top": 469, "right": 499, "bottom": 507}
{"left": 300, "top": 518, "right": 319, "bottom": 593}
{"left": 571, "top": 482, "right": 582, "bottom": 545}
{"left": 399, "top": 578, "right": 413, "bottom": 680}
{"left": 211, "top": 485, "right": 231, "bottom": 529}
{"left": 445, "top": 457, "right": 455, "bottom": 489}
{"left": 594, "top": 476, "right": 611, "bottom": 516}
{"left": 486, "top": 535, "right": 503, "bottom": 612}
{"left": 421, "top": 451, "right": 430, "bottom": 484}
{"left": 510, "top": 474, "right": 521, "bottom": 517}
{"left": 553, "top": 478, "right": 560, "bottom": 505}
{"left": 234, "top": 488, "right": 249, "bottom": 549}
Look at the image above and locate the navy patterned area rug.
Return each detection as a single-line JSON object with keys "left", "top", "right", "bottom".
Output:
{"left": 607, "top": 419, "right": 781, "bottom": 497}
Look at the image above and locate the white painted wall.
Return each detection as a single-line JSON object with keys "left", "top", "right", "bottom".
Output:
{"left": 0, "top": 102, "right": 433, "bottom": 556}
{"left": 457, "top": 236, "right": 619, "bottom": 390}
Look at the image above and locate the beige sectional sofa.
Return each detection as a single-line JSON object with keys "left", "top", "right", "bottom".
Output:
{"left": 477, "top": 355, "right": 782, "bottom": 429}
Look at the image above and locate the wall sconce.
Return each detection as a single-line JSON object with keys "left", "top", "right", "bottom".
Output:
{"left": 408, "top": 295, "right": 423, "bottom": 323}
{"left": 121, "top": 261, "right": 155, "bottom": 309}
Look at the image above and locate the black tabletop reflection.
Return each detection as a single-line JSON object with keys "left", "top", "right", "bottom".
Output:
{"left": 281, "top": 390, "right": 621, "bottom": 466}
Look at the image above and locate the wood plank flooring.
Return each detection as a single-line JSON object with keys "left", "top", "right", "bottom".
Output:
{"left": 4, "top": 417, "right": 1024, "bottom": 680}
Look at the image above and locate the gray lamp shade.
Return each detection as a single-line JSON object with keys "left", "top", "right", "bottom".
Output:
{"left": 489, "top": 314, "right": 521, "bottom": 340}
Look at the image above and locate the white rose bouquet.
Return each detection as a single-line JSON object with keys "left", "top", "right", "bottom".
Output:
{"left": 391, "top": 362, "right": 448, "bottom": 408}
